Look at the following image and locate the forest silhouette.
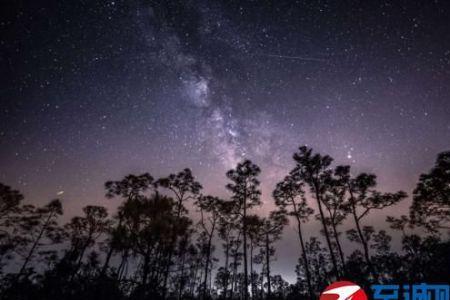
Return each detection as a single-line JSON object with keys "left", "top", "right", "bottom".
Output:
{"left": 0, "top": 146, "right": 449, "bottom": 300}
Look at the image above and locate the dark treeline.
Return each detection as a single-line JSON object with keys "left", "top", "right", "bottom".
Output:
{"left": 0, "top": 146, "right": 449, "bottom": 300}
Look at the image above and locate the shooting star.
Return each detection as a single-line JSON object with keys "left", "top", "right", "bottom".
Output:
{"left": 260, "top": 53, "right": 327, "bottom": 62}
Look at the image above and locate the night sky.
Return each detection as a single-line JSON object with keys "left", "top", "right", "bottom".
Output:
{"left": 1, "top": 1, "right": 450, "bottom": 281}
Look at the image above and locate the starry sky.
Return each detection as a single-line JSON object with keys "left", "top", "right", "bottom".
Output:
{"left": 1, "top": 0, "right": 450, "bottom": 281}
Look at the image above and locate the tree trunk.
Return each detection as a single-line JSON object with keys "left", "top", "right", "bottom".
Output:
{"left": 202, "top": 221, "right": 216, "bottom": 300}
{"left": 142, "top": 251, "right": 151, "bottom": 286}
{"left": 178, "top": 248, "right": 187, "bottom": 300}
{"left": 292, "top": 202, "right": 314, "bottom": 299}
{"left": 18, "top": 211, "right": 53, "bottom": 278}
{"left": 231, "top": 247, "right": 238, "bottom": 300}
{"left": 351, "top": 202, "right": 373, "bottom": 276}
{"left": 101, "top": 246, "right": 114, "bottom": 276}
{"left": 250, "top": 239, "right": 256, "bottom": 299}
{"left": 117, "top": 251, "right": 128, "bottom": 280}
{"left": 265, "top": 232, "right": 271, "bottom": 299}
{"left": 314, "top": 184, "right": 340, "bottom": 279}
{"left": 101, "top": 216, "right": 123, "bottom": 277}
{"left": 71, "top": 232, "right": 96, "bottom": 281}
{"left": 223, "top": 238, "right": 230, "bottom": 299}
{"left": 191, "top": 259, "right": 200, "bottom": 296}
{"left": 348, "top": 188, "right": 375, "bottom": 278}
{"left": 243, "top": 202, "right": 249, "bottom": 300}
{"left": 163, "top": 198, "right": 184, "bottom": 298}
{"left": 331, "top": 220, "right": 346, "bottom": 275}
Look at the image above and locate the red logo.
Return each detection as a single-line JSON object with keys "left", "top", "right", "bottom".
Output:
{"left": 319, "top": 281, "right": 368, "bottom": 300}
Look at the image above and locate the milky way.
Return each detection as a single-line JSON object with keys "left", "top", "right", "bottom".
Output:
{"left": 1, "top": 1, "right": 450, "bottom": 281}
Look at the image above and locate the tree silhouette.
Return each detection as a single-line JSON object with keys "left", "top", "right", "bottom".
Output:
{"left": 410, "top": 151, "right": 450, "bottom": 232}
{"left": 0, "top": 149, "right": 449, "bottom": 300}
{"left": 295, "top": 237, "right": 329, "bottom": 295}
{"left": 123, "top": 193, "right": 185, "bottom": 298}
{"left": 290, "top": 146, "right": 340, "bottom": 279}
{"left": 226, "top": 160, "right": 262, "bottom": 300}
{"left": 399, "top": 234, "right": 450, "bottom": 282}
{"left": 245, "top": 214, "right": 263, "bottom": 299}
{"left": 273, "top": 175, "right": 314, "bottom": 299}
{"left": 0, "top": 183, "right": 25, "bottom": 271}
{"left": 0, "top": 183, "right": 23, "bottom": 217}
{"left": 65, "top": 205, "right": 110, "bottom": 280}
{"left": 343, "top": 170, "right": 407, "bottom": 279}
{"left": 157, "top": 168, "right": 202, "bottom": 297}
{"left": 259, "top": 210, "right": 287, "bottom": 298}
{"left": 16, "top": 199, "right": 63, "bottom": 280}
{"left": 105, "top": 173, "right": 155, "bottom": 199}
{"left": 102, "top": 173, "right": 155, "bottom": 276}
{"left": 269, "top": 274, "right": 289, "bottom": 299}
{"left": 322, "top": 166, "right": 350, "bottom": 275}
{"left": 216, "top": 199, "right": 237, "bottom": 299}
{"left": 196, "top": 195, "right": 223, "bottom": 300}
